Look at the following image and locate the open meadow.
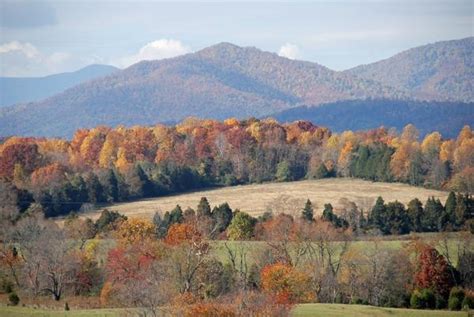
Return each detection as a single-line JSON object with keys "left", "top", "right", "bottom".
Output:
{"left": 0, "top": 304, "right": 471, "bottom": 317}
{"left": 81, "top": 178, "right": 449, "bottom": 220}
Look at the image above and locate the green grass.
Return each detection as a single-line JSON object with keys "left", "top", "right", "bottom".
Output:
{"left": 0, "top": 306, "right": 122, "bottom": 317}
{"left": 292, "top": 304, "right": 470, "bottom": 317}
{"left": 2, "top": 304, "right": 470, "bottom": 317}
{"left": 210, "top": 234, "right": 469, "bottom": 267}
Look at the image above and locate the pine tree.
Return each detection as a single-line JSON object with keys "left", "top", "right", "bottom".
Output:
{"left": 385, "top": 201, "right": 410, "bottom": 235}
{"left": 422, "top": 197, "right": 444, "bottom": 232}
{"left": 197, "top": 197, "right": 212, "bottom": 218}
{"left": 212, "top": 202, "right": 233, "bottom": 233}
{"left": 86, "top": 173, "right": 104, "bottom": 204}
{"left": 302, "top": 199, "right": 314, "bottom": 222}
{"left": 104, "top": 169, "right": 119, "bottom": 202}
{"left": 445, "top": 192, "right": 457, "bottom": 228}
{"left": 370, "top": 196, "right": 386, "bottom": 232}
{"left": 169, "top": 205, "right": 184, "bottom": 223}
{"left": 407, "top": 198, "right": 424, "bottom": 232}
{"left": 322, "top": 203, "right": 335, "bottom": 222}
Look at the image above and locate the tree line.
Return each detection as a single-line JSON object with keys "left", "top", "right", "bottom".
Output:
{"left": 0, "top": 119, "right": 472, "bottom": 218}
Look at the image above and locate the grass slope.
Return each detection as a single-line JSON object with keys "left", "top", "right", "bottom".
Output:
{"left": 84, "top": 178, "right": 448, "bottom": 220}
{"left": 293, "top": 304, "right": 470, "bottom": 317}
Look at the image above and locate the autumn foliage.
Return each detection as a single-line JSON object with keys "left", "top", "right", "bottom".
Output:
{"left": 414, "top": 246, "right": 455, "bottom": 298}
{"left": 260, "top": 262, "right": 313, "bottom": 304}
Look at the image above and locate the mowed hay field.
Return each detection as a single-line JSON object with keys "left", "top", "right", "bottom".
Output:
{"left": 292, "top": 304, "right": 470, "bottom": 317}
{"left": 84, "top": 178, "right": 449, "bottom": 220}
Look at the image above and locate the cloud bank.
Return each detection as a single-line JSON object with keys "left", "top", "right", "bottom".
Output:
{"left": 0, "top": 41, "right": 77, "bottom": 77}
{"left": 116, "top": 39, "right": 191, "bottom": 68}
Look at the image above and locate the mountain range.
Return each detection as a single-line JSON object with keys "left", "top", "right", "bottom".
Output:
{"left": 0, "top": 37, "right": 472, "bottom": 138}
{"left": 0, "top": 64, "right": 118, "bottom": 107}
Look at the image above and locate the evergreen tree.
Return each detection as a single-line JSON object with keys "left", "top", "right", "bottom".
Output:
{"left": 302, "top": 199, "right": 314, "bottom": 222}
{"left": 212, "top": 202, "right": 233, "bottom": 233}
{"left": 454, "top": 194, "right": 473, "bottom": 227}
{"left": 385, "top": 201, "right": 410, "bottom": 235}
{"left": 197, "top": 197, "right": 212, "bottom": 218}
{"left": 86, "top": 173, "right": 104, "bottom": 204}
{"left": 127, "top": 165, "right": 154, "bottom": 198}
{"left": 370, "top": 196, "right": 386, "bottom": 231}
{"left": 104, "top": 169, "right": 119, "bottom": 202}
{"left": 445, "top": 192, "right": 457, "bottom": 228}
{"left": 276, "top": 161, "right": 292, "bottom": 182}
{"left": 169, "top": 205, "right": 184, "bottom": 223}
{"left": 422, "top": 197, "right": 444, "bottom": 232}
{"left": 70, "top": 175, "right": 88, "bottom": 205}
{"left": 407, "top": 198, "right": 424, "bottom": 232}
{"left": 322, "top": 203, "right": 335, "bottom": 222}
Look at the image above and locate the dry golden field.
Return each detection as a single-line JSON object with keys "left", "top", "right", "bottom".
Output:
{"left": 80, "top": 178, "right": 449, "bottom": 220}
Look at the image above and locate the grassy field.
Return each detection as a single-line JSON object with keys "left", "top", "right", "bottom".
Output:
{"left": 80, "top": 178, "right": 449, "bottom": 220}
{"left": 1, "top": 304, "right": 470, "bottom": 317}
{"left": 0, "top": 306, "right": 122, "bottom": 317}
{"left": 211, "top": 234, "right": 469, "bottom": 267}
{"left": 292, "top": 304, "right": 470, "bottom": 317}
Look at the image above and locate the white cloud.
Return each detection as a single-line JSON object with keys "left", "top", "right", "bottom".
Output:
{"left": 116, "top": 39, "right": 191, "bottom": 67}
{"left": 278, "top": 43, "right": 300, "bottom": 60}
{"left": 0, "top": 41, "right": 39, "bottom": 58}
{"left": 0, "top": 41, "right": 77, "bottom": 77}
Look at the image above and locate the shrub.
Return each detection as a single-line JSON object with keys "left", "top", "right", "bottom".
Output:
{"left": 448, "top": 288, "right": 465, "bottom": 310}
{"left": 0, "top": 278, "right": 13, "bottom": 293}
{"left": 420, "top": 289, "right": 436, "bottom": 309}
{"left": 435, "top": 294, "right": 447, "bottom": 309}
{"left": 411, "top": 289, "right": 436, "bottom": 309}
{"left": 462, "top": 295, "right": 474, "bottom": 310}
{"left": 350, "top": 297, "right": 369, "bottom": 305}
{"left": 8, "top": 292, "right": 19, "bottom": 306}
{"left": 410, "top": 290, "right": 423, "bottom": 309}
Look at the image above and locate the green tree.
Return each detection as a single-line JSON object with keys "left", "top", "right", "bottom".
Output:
{"left": 104, "top": 169, "right": 119, "bottom": 202}
{"left": 445, "top": 191, "right": 457, "bottom": 227}
{"left": 227, "top": 211, "right": 256, "bottom": 240}
{"left": 212, "top": 202, "right": 233, "bottom": 234}
{"left": 422, "top": 197, "right": 444, "bottom": 232}
{"left": 276, "top": 160, "right": 291, "bottom": 182}
{"left": 85, "top": 173, "right": 104, "bottom": 204}
{"left": 370, "top": 196, "right": 386, "bottom": 232}
{"left": 301, "top": 199, "right": 314, "bottom": 222}
{"left": 385, "top": 201, "right": 410, "bottom": 235}
{"left": 197, "top": 197, "right": 212, "bottom": 218}
{"left": 407, "top": 198, "right": 423, "bottom": 232}
{"left": 322, "top": 203, "right": 335, "bottom": 222}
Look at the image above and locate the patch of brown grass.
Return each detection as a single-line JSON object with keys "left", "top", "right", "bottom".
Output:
{"left": 78, "top": 178, "right": 449, "bottom": 220}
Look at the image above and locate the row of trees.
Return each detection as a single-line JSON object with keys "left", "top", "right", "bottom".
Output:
{"left": 1, "top": 195, "right": 472, "bottom": 314}
{"left": 0, "top": 119, "right": 472, "bottom": 218}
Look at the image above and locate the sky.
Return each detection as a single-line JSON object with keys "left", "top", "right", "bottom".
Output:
{"left": 0, "top": 0, "right": 472, "bottom": 77}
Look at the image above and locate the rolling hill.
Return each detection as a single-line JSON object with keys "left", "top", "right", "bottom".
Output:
{"left": 79, "top": 179, "right": 449, "bottom": 221}
{"left": 270, "top": 99, "right": 474, "bottom": 138}
{"left": 0, "top": 43, "right": 404, "bottom": 137}
{"left": 346, "top": 37, "right": 474, "bottom": 102}
{"left": 0, "top": 38, "right": 472, "bottom": 138}
{"left": 0, "top": 64, "right": 119, "bottom": 107}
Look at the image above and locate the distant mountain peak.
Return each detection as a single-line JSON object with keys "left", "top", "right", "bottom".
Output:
{"left": 0, "top": 38, "right": 470, "bottom": 137}
{"left": 346, "top": 37, "right": 473, "bottom": 102}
